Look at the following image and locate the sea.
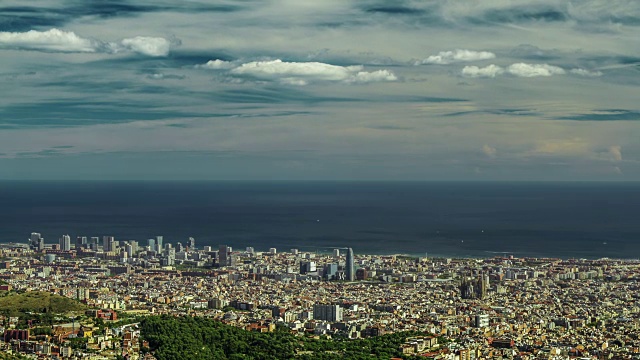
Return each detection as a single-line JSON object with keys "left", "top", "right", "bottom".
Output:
{"left": 0, "top": 181, "right": 638, "bottom": 259}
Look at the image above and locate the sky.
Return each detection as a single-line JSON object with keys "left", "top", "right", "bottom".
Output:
{"left": 0, "top": 0, "right": 639, "bottom": 181}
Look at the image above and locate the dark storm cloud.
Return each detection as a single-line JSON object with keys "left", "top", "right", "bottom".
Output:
{"left": 444, "top": 109, "right": 541, "bottom": 117}
{"left": 363, "top": 6, "right": 425, "bottom": 16}
{"left": 0, "top": 100, "right": 210, "bottom": 128}
{"left": 0, "top": 1, "right": 245, "bottom": 31}
{"left": 471, "top": 6, "right": 568, "bottom": 25}
{"left": 553, "top": 110, "right": 640, "bottom": 122}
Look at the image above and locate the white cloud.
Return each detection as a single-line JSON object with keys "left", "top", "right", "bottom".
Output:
{"left": 609, "top": 145, "right": 622, "bottom": 162}
{"left": 0, "top": 29, "right": 174, "bottom": 56}
{"left": 418, "top": 49, "right": 496, "bottom": 65}
{"left": 463, "top": 63, "right": 567, "bottom": 78}
{"left": 229, "top": 59, "right": 397, "bottom": 85}
{"left": 532, "top": 138, "right": 589, "bottom": 156}
{"left": 462, "top": 64, "right": 504, "bottom": 78}
{"left": 482, "top": 144, "right": 497, "bottom": 158}
{"left": 507, "top": 63, "right": 565, "bottom": 77}
{"left": 117, "top": 36, "right": 172, "bottom": 57}
{"left": 0, "top": 28, "right": 98, "bottom": 52}
{"left": 570, "top": 68, "right": 603, "bottom": 77}
{"left": 197, "top": 59, "right": 235, "bottom": 69}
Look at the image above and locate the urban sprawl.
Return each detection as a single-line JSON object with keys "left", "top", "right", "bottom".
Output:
{"left": 0, "top": 233, "right": 639, "bottom": 359}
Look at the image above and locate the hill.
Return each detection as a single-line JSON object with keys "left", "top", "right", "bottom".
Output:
{"left": 0, "top": 291, "right": 86, "bottom": 316}
{"left": 140, "top": 315, "right": 424, "bottom": 360}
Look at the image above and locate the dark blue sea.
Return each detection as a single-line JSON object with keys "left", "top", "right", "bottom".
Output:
{"left": 0, "top": 181, "right": 638, "bottom": 259}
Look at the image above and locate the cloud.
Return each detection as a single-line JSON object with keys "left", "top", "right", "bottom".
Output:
{"left": 613, "top": 166, "right": 623, "bottom": 175}
{"left": 228, "top": 59, "right": 397, "bottom": 85}
{"left": 482, "top": 144, "right": 497, "bottom": 158}
{"left": 570, "top": 68, "right": 603, "bottom": 77}
{"left": 462, "top": 63, "right": 566, "bottom": 78}
{"left": 506, "top": 63, "right": 565, "bottom": 77}
{"left": 197, "top": 59, "right": 235, "bottom": 69}
{"left": 417, "top": 49, "right": 496, "bottom": 65}
{"left": 0, "top": 28, "right": 174, "bottom": 56}
{"left": 532, "top": 138, "right": 589, "bottom": 156}
{"left": 0, "top": 28, "right": 98, "bottom": 52}
{"left": 462, "top": 64, "right": 504, "bottom": 78}
{"left": 554, "top": 109, "right": 640, "bottom": 121}
{"left": 118, "top": 36, "right": 172, "bottom": 57}
{"left": 608, "top": 145, "right": 622, "bottom": 162}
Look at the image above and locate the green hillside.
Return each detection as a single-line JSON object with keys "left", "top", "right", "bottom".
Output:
{"left": 0, "top": 291, "right": 86, "bottom": 316}
{"left": 141, "top": 315, "right": 425, "bottom": 360}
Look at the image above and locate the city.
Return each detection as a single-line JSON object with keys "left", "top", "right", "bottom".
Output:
{"left": 0, "top": 233, "right": 639, "bottom": 359}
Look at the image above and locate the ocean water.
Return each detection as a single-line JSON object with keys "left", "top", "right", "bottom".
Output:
{"left": 0, "top": 181, "right": 638, "bottom": 259}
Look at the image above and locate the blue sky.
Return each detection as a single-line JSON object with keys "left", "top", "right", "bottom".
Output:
{"left": 1, "top": 0, "right": 639, "bottom": 180}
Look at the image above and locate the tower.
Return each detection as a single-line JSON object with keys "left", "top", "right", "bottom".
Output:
{"left": 346, "top": 248, "right": 355, "bottom": 281}
{"left": 59, "top": 235, "right": 71, "bottom": 251}
{"left": 156, "top": 236, "right": 163, "bottom": 253}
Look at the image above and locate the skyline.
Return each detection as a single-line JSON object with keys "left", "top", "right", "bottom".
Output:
{"left": 1, "top": 1, "right": 639, "bottom": 180}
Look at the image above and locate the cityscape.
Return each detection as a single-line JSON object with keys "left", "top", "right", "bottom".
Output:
{"left": 0, "top": 233, "right": 638, "bottom": 359}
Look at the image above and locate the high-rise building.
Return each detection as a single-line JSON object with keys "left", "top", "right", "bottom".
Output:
{"left": 188, "top": 237, "right": 196, "bottom": 250}
{"left": 346, "top": 248, "right": 355, "bottom": 281}
{"left": 156, "top": 236, "right": 163, "bottom": 253}
{"left": 147, "top": 239, "right": 156, "bottom": 252}
{"left": 59, "top": 235, "right": 71, "bottom": 251}
{"left": 129, "top": 240, "right": 138, "bottom": 255}
{"left": 75, "top": 236, "right": 87, "bottom": 250}
{"left": 269, "top": 247, "right": 277, "bottom": 255}
{"left": 324, "top": 263, "right": 338, "bottom": 280}
{"left": 460, "top": 273, "right": 488, "bottom": 300}
{"left": 333, "top": 249, "right": 340, "bottom": 258}
{"left": 300, "top": 261, "right": 316, "bottom": 274}
{"left": 313, "top": 304, "right": 343, "bottom": 322}
{"left": 124, "top": 243, "right": 133, "bottom": 257}
{"left": 29, "top": 233, "right": 43, "bottom": 250}
{"left": 219, "top": 245, "right": 231, "bottom": 267}
{"left": 103, "top": 236, "right": 114, "bottom": 252}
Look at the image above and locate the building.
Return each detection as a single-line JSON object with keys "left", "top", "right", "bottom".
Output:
{"left": 346, "top": 248, "right": 355, "bottom": 281}
{"left": 29, "top": 232, "right": 43, "bottom": 251}
{"left": 75, "top": 236, "right": 87, "bottom": 249}
{"left": 59, "top": 234, "right": 71, "bottom": 251}
{"left": 103, "top": 236, "right": 115, "bottom": 252}
{"left": 156, "top": 236, "right": 163, "bottom": 253}
{"left": 475, "top": 313, "right": 490, "bottom": 328}
{"left": 313, "top": 304, "right": 343, "bottom": 322}
{"left": 147, "top": 239, "right": 156, "bottom": 252}
{"left": 219, "top": 245, "right": 232, "bottom": 267}
{"left": 324, "top": 263, "right": 338, "bottom": 280}
{"left": 460, "top": 273, "right": 489, "bottom": 300}
{"left": 300, "top": 261, "right": 317, "bottom": 274}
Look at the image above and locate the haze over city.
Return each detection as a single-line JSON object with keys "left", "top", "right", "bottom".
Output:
{"left": 1, "top": 0, "right": 639, "bottom": 180}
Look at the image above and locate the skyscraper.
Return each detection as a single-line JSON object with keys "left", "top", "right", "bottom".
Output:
{"left": 219, "top": 245, "right": 230, "bottom": 267}
{"left": 346, "top": 248, "right": 355, "bottom": 281}
{"left": 146, "top": 239, "right": 155, "bottom": 252}
{"left": 59, "top": 235, "right": 71, "bottom": 251}
{"left": 29, "top": 233, "right": 43, "bottom": 250}
{"left": 103, "top": 236, "right": 114, "bottom": 252}
{"left": 156, "top": 236, "right": 163, "bottom": 253}
{"left": 188, "top": 237, "right": 196, "bottom": 250}
{"left": 75, "top": 236, "right": 87, "bottom": 250}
